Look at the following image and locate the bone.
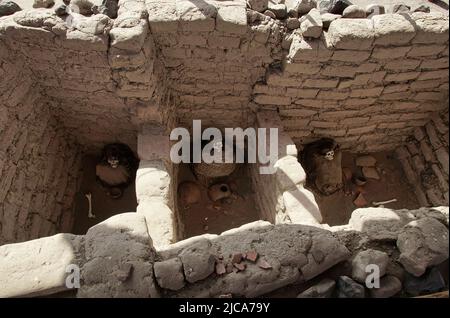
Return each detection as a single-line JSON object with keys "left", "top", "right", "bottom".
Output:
{"left": 372, "top": 198, "right": 397, "bottom": 207}
{"left": 85, "top": 192, "right": 96, "bottom": 219}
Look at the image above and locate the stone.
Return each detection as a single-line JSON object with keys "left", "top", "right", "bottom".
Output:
{"left": 215, "top": 262, "right": 226, "bottom": 275}
{"left": 92, "top": 0, "right": 118, "bottom": 19}
{"left": 154, "top": 258, "right": 185, "bottom": 291}
{"left": 365, "top": 4, "right": 385, "bottom": 16}
{"left": 263, "top": 9, "right": 276, "bottom": 19}
{"left": 179, "top": 239, "right": 216, "bottom": 283}
{"left": 54, "top": 4, "right": 68, "bottom": 16}
{"left": 397, "top": 217, "right": 449, "bottom": 277}
{"left": 286, "top": 17, "right": 300, "bottom": 30}
{"left": 283, "top": 185, "right": 323, "bottom": 224}
{"left": 286, "top": 0, "right": 317, "bottom": 16}
{"left": 351, "top": 249, "right": 389, "bottom": 283}
{"left": 324, "top": 18, "right": 374, "bottom": 50}
{"left": 0, "top": 1, "right": 21, "bottom": 17}
{"left": 404, "top": 267, "right": 446, "bottom": 296}
{"left": 353, "top": 193, "right": 368, "bottom": 207}
{"left": 370, "top": 275, "right": 402, "bottom": 298}
{"left": 321, "top": 13, "right": 341, "bottom": 28}
{"left": 319, "top": 0, "right": 351, "bottom": 14}
{"left": 362, "top": 167, "right": 380, "bottom": 180}
{"left": 342, "top": 4, "right": 365, "bottom": 18}
{"left": 372, "top": 14, "right": 416, "bottom": 46}
{"left": 232, "top": 253, "right": 244, "bottom": 264}
{"left": 0, "top": 234, "right": 82, "bottom": 297}
{"left": 337, "top": 276, "right": 365, "bottom": 298}
{"left": 393, "top": 3, "right": 410, "bottom": 13}
{"left": 216, "top": 6, "right": 247, "bottom": 35}
{"left": 247, "top": 0, "right": 269, "bottom": 13}
{"left": 33, "top": 0, "right": 54, "bottom": 8}
{"left": 356, "top": 155, "right": 377, "bottom": 167}
{"left": 268, "top": 2, "right": 287, "bottom": 19}
{"left": 110, "top": 20, "right": 148, "bottom": 52}
{"left": 412, "top": 4, "right": 430, "bottom": 13}
{"left": 78, "top": 213, "right": 159, "bottom": 298}
{"left": 297, "top": 278, "right": 336, "bottom": 298}
{"left": 70, "top": 0, "right": 96, "bottom": 16}
{"left": 299, "top": 8, "right": 323, "bottom": 38}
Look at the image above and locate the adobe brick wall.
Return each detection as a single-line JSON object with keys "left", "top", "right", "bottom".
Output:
{"left": 396, "top": 108, "right": 449, "bottom": 207}
{"left": 0, "top": 52, "right": 81, "bottom": 245}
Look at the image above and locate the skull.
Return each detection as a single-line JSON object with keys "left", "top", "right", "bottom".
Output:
{"left": 324, "top": 150, "right": 334, "bottom": 161}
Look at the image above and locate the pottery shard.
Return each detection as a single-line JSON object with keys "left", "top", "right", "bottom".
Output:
{"left": 258, "top": 259, "right": 273, "bottom": 269}
{"left": 356, "top": 155, "right": 377, "bottom": 167}
{"left": 353, "top": 193, "right": 367, "bottom": 207}
{"left": 397, "top": 217, "right": 449, "bottom": 277}
{"left": 233, "top": 263, "right": 246, "bottom": 271}
{"left": 179, "top": 240, "right": 216, "bottom": 283}
{"left": 231, "top": 253, "right": 243, "bottom": 264}
{"left": 362, "top": 167, "right": 380, "bottom": 180}
{"left": 246, "top": 250, "right": 258, "bottom": 262}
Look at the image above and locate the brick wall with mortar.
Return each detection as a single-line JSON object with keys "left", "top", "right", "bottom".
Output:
{"left": 396, "top": 108, "right": 449, "bottom": 207}
{"left": 0, "top": 51, "right": 81, "bottom": 245}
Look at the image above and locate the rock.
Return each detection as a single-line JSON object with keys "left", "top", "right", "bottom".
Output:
{"left": 71, "top": 13, "right": 112, "bottom": 36}
{"left": 362, "top": 167, "right": 380, "bottom": 180}
{"left": 114, "top": 263, "right": 133, "bottom": 282}
{"left": 54, "top": 4, "right": 68, "bottom": 16}
{"left": 352, "top": 249, "right": 389, "bottom": 283}
{"left": 268, "top": 2, "right": 287, "bottom": 19}
{"left": 154, "top": 258, "right": 185, "bottom": 291}
{"left": 286, "top": 17, "right": 300, "bottom": 29}
{"left": 356, "top": 155, "right": 377, "bottom": 167}
{"left": 404, "top": 267, "right": 446, "bottom": 296}
{"left": 365, "top": 4, "right": 385, "bottom": 16}
{"left": 178, "top": 181, "right": 201, "bottom": 205}
{"left": 319, "top": 0, "right": 351, "bottom": 15}
{"left": 299, "top": 8, "right": 323, "bottom": 38}
{"left": 342, "top": 4, "right": 366, "bottom": 18}
{"left": 215, "top": 262, "right": 226, "bottom": 275}
{"left": 369, "top": 275, "right": 402, "bottom": 298}
{"left": 0, "top": 1, "right": 21, "bottom": 17}
{"left": 33, "top": 0, "right": 54, "bottom": 8}
{"left": 78, "top": 213, "right": 159, "bottom": 298}
{"left": 337, "top": 276, "right": 365, "bottom": 298}
{"left": 286, "top": 0, "right": 317, "bottom": 16}
{"left": 263, "top": 9, "right": 276, "bottom": 19}
{"left": 412, "top": 4, "right": 430, "bottom": 13}
{"left": 353, "top": 193, "right": 368, "bottom": 207}
{"left": 216, "top": 5, "right": 247, "bottom": 35}
{"left": 179, "top": 240, "right": 216, "bottom": 283}
{"left": 0, "top": 233, "right": 83, "bottom": 297}
{"left": 70, "top": 0, "right": 95, "bottom": 15}
{"left": 92, "top": 0, "right": 118, "bottom": 19}
{"left": 247, "top": 0, "right": 269, "bottom": 13}
{"left": 297, "top": 279, "right": 336, "bottom": 298}
{"left": 393, "top": 3, "right": 410, "bottom": 13}
{"left": 397, "top": 217, "right": 449, "bottom": 277}
{"left": 321, "top": 12, "right": 341, "bottom": 28}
